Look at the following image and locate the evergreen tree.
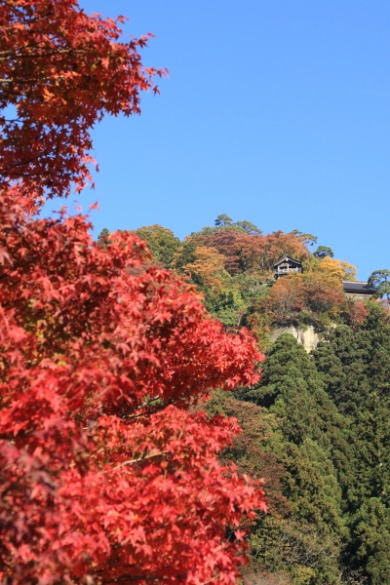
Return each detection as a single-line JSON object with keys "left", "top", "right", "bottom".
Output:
{"left": 313, "top": 308, "right": 390, "bottom": 584}
{"left": 243, "top": 335, "right": 348, "bottom": 584}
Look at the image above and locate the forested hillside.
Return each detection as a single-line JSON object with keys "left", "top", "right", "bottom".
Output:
{"left": 2, "top": 2, "right": 387, "bottom": 584}
{"left": 99, "top": 214, "right": 378, "bottom": 347}
{"left": 100, "top": 217, "right": 390, "bottom": 585}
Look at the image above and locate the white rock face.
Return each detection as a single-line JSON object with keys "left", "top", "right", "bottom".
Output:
{"left": 270, "top": 325, "right": 321, "bottom": 353}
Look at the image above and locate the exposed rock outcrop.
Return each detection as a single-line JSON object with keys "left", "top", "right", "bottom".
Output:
{"left": 270, "top": 325, "right": 321, "bottom": 353}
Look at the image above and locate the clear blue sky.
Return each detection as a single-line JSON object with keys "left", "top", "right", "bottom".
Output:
{"left": 66, "top": 0, "right": 390, "bottom": 280}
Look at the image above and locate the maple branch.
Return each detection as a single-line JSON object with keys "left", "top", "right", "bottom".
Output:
{"left": 0, "top": 38, "right": 55, "bottom": 55}
{"left": 0, "top": 47, "right": 97, "bottom": 61}
{"left": 0, "top": 147, "right": 60, "bottom": 173}
{"left": 0, "top": 74, "right": 81, "bottom": 84}
{"left": 95, "top": 565, "right": 183, "bottom": 583}
{"left": 114, "top": 451, "right": 168, "bottom": 469}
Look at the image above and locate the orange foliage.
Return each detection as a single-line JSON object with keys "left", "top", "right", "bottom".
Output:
{"left": 190, "top": 229, "right": 308, "bottom": 275}
{"left": 264, "top": 275, "right": 306, "bottom": 323}
{"left": 264, "top": 272, "right": 345, "bottom": 324}
{"left": 184, "top": 246, "right": 230, "bottom": 292}
{"left": 258, "top": 231, "right": 309, "bottom": 270}
{"left": 190, "top": 230, "right": 262, "bottom": 274}
{"left": 301, "top": 272, "right": 345, "bottom": 314}
{"left": 339, "top": 299, "right": 369, "bottom": 329}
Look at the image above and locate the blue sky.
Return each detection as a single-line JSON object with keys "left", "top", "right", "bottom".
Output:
{"left": 66, "top": 0, "right": 390, "bottom": 280}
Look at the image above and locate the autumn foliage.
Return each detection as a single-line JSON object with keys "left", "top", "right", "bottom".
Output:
{"left": 189, "top": 229, "right": 308, "bottom": 275}
{"left": 0, "top": 187, "right": 265, "bottom": 584}
{"left": 264, "top": 273, "right": 345, "bottom": 325}
{"left": 0, "top": 0, "right": 166, "bottom": 197}
{"left": 0, "top": 2, "right": 266, "bottom": 583}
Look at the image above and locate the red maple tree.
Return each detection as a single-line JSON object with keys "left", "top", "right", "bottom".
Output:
{"left": 0, "top": 190, "right": 265, "bottom": 584}
{"left": 0, "top": 0, "right": 166, "bottom": 197}
{"left": 0, "top": 2, "right": 266, "bottom": 583}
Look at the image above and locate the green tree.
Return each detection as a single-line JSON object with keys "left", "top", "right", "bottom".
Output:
{"left": 290, "top": 230, "right": 318, "bottom": 248}
{"left": 215, "top": 213, "right": 233, "bottom": 227}
{"left": 243, "top": 335, "right": 348, "bottom": 584}
{"left": 350, "top": 499, "right": 390, "bottom": 585}
{"left": 97, "top": 227, "right": 111, "bottom": 248}
{"left": 368, "top": 269, "right": 390, "bottom": 299}
{"left": 133, "top": 224, "right": 181, "bottom": 267}
{"left": 313, "top": 246, "right": 334, "bottom": 259}
{"left": 174, "top": 239, "right": 197, "bottom": 270}
{"left": 235, "top": 220, "right": 262, "bottom": 234}
{"left": 313, "top": 310, "right": 390, "bottom": 583}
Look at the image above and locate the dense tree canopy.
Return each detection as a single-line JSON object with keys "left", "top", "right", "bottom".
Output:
{"left": 205, "top": 315, "right": 390, "bottom": 585}
{"left": 313, "top": 308, "right": 390, "bottom": 584}
{"left": 189, "top": 227, "right": 309, "bottom": 276}
{"left": 106, "top": 214, "right": 372, "bottom": 345}
{"left": 236, "top": 335, "right": 349, "bottom": 585}
{"left": 131, "top": 225, "right": 181, "bottom": 267}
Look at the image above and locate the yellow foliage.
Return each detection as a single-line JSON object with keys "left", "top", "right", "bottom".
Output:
{"left": 184, "top": 246, "right": 231, "bottom": 292}
{"left": 319, "top": 257, "right": 357, "bottom": 281}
